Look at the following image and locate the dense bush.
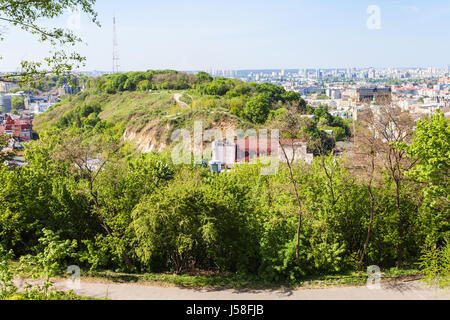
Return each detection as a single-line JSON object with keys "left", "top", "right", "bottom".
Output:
{"left": 244, "top": 94, "right": 271, "bottom": 124}
{"left": 92, "top": 70, "right": 202, "bottom": 94}
{"left": 1, "top": 73, "right": 446, "bottom": 287}
{"left": 1, "top": 130, "right": 445, "bottom": 282}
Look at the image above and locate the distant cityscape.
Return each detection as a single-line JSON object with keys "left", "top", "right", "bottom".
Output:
{"left": 199, "top": 66, "right": 450, "bottom": 121}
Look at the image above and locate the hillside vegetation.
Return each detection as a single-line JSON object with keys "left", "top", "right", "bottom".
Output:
{"left": 34, "top": 70, "right": 351, "bottom": 154}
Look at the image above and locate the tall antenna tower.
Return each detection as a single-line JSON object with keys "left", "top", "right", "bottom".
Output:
{"left": 112, "top": 15, "right": 120, "bottom": 74}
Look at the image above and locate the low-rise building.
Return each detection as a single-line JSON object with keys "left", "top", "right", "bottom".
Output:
{"left": 326, "top": 88, "right": 342, "bottom": 99}
{"left": 58, "top": 84, "right": 80, "bottom": 96}
{"left": 0, "top": 94, "right": 12, "bottom": 113}
{"left": 0, "top": 81, "right": 19, "bottom": 93}
{"left": 24, "top": 95, "right": 57, "bottom": 109}
{"left": 342, "top": 86, "right": 391, "bottom": 104}
{"left": 211, "top": 138, "right": 314, "bottom": 172}
{"left": 438, "top": 77, "right": 450, "bottom": 85}
{"left": 0, "top": 115, "right": 32, "bottom": 141}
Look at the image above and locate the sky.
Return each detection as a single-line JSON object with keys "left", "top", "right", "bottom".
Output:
{"left": 1, "top": 0, "right": 450, "bottom": 72}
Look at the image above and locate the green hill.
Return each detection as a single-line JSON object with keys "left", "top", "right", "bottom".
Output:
{"left": 33, "top": 70, "right": 351, "bottom": 154}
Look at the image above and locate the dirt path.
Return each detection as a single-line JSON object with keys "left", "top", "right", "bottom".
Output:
{"left": 174, "top": 93, "right": 193, "bottom": 108}
{"left": 45, "top": 279, "right": 449, "bottom": 300}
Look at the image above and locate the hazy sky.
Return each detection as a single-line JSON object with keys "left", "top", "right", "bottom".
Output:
{"left": 1, "top": 0, "right": 449, "bottom": 72}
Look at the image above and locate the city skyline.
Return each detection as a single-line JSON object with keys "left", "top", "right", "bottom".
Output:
{"left": 0, "top": 0, "right": 449, "bottom": 72}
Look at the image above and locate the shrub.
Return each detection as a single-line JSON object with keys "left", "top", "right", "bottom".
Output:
{"left": 244, "top": 94, "right": 271, "bottom": 124}
{"left": 419, "top": 240, "right": 450, "bottom": 288}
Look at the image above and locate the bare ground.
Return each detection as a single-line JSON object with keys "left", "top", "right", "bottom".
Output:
{"left": 15, "top": 278, "right": 448, "bottom": 300}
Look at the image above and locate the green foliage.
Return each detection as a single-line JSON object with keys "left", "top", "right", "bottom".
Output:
{"left": 11, "top": 96, "right": 25, "bottom": 112}
{"left": 322, "top": 126, "right": 346, "bottom": 141}
{"left": 200, "top": 77, "right": 233, "bottom": 96}
{"left": 132, "top": 167, "right": 261, "bottom": 274}
{"left": 19, "top": 229, "right": 77, "bottom": 282}
{"left": 137, "top": 79, "right": 151, "bottom": 91}
{"left": 0, "top": 135, "right": 13, "bottom": 162}
{"left": 399, "top": 112, "right": 449, "bottom": 245}
{"left": 196, "top": 72, "right": 213, "bottom": 84}
{"left": 403, "top": 112, "right": 449, "bottom": 204}
{"left": 244, "top": 94, "right": 271, "bottom": 124}
{"left": 0, "top": 240, "right": 92, "bottom": 301}
{"left": 0, "top": 0, "right": 99, "bottom": 86}
{"left": 94, "top": 70, "right": 200, "bottom": 94}
{"left": 419, "top": 240, "right": 450, "bottom": 288}
{"left": 132, "top": 171, "right": 207, "bottom": 273}
{"left": 0, "top": 245, "right": 17, "bottom": 299}
{"left": 1, "top": 93, "right": 448, "bottom": 290}
{"left": 78, "top": 153, "right": 176, "bottom": 272}
{"left": 57, "top": 102, "right": 102, "bottom": 129}
{"left": 12, "top": 230, "right": 77, "bottom": 300}
{"left": 256, "top": 83, "right": 285, "bottom": 103}
{"left": 225, "top": 82, "right": 255, "bottom": 98}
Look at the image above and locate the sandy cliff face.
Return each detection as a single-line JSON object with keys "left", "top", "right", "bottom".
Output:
{"left": 122, "top": 120, "right": 171, "bottom": 153}
{"left": 122, "top": 118, "right": 240, "bottom": 154}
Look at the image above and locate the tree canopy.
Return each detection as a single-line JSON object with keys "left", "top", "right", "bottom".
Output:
{"left": 0, "top": 0, "right": 99, "bottom": 85}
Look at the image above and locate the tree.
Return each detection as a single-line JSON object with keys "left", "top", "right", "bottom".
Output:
{"left": 132, "top": 170, "right": 210, "bottom": 274}
{"left": 202, "top": 79, "right": 230, "bottom": 96}
{"left": 11, "top": 96, "right": 24, "bottom": 108}
{"left": 19, "top": 229, "right": 77, "bottom": 297}
{"left": 132, "top": 167, "right": 261, "bottom": 274}
{"left": 331, "top": 127, "right": 346, "bottom": 141}
{"left": 244, "top": 94, "right": 271, "bottom": 124}
{"left": 0, "top": 134, "right": 13, "bottom": 162}
{"left": 314, "top": 105, "right": 333, "bottom": 125}
{"left": 352, "top": 110, "right": 382, "bottom": 270}
{"left": 196, "top": 71, "right": 213, "bottom": 84}
{"left": 363, "top": 105, "right": 416, "bottom": 267}
{"left": 11, "top": 96, "right": 24, "bottom": 113}
{"left": 399, "top": 111, "right": 449, "bottom": 245}
{"left": 270, "top": 105, "right": 309, "bottom": 261}
{"left": 281, "top": 91, "right": 303, "bottom": 104}
{"left": 48, "top": 130, "right": 139, "bottom": 269}
{"left": 0, "top": 0, "right": 99, "bottom": 86}
{"left": 257, "top": 83, "right": 285, "bottom": 103}
{"left": 87, "top": 153, "right": 175, "bottom": 272}
{"left": 137, "top": 79, "right": 151, "bottom": 91}
{"left": 229, "top": 98, "right": 246, "bottom": 118}
{"left": 0, "top": 245, "right": 16, "bottom": 299}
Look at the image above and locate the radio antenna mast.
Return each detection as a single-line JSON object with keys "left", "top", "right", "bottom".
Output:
{"left": 112, "top": 15, "right": 120, "bottom": 73}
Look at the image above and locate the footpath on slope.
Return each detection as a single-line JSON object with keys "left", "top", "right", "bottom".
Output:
{"left": 173, "top": 93, "right": 194, "bottom": 108}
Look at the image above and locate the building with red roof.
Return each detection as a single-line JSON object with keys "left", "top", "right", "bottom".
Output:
{"left": 211, "top": 138, "right": 314, "bottom": 170}
{"left": 0, "top": 115, "right": 32, "bottom": 141}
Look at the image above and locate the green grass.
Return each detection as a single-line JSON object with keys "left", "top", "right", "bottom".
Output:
{"left": 85, "top": 270, "right": 277, "bottom": 290}
{"left": 83, "top": 268, "right": 422, "bottom": 290}
{"left": 2, "top": 292, "right": 101, "bottom": 301}
{"left": 33, "top": 89, "right": 251, "bottom": 147}
{"left": 33, "top": 90, "right": 177, "bottom": 132}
